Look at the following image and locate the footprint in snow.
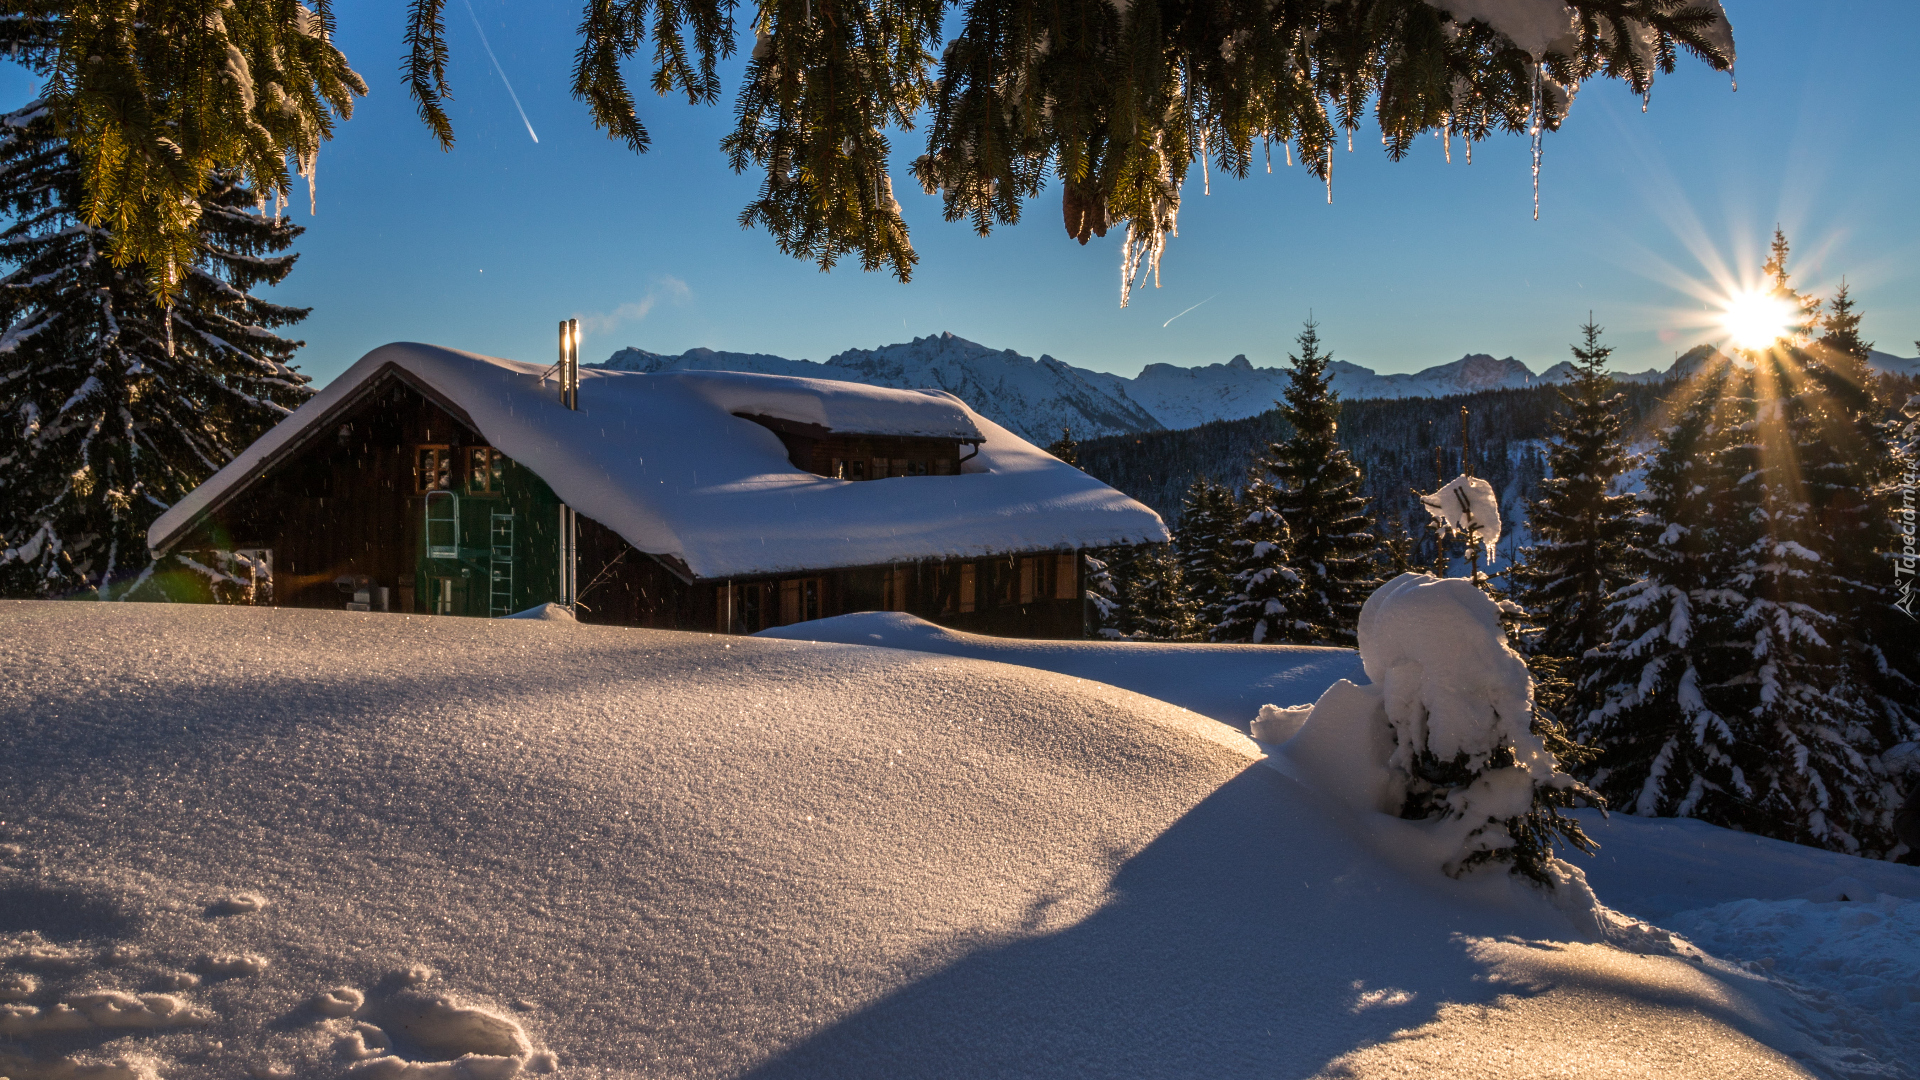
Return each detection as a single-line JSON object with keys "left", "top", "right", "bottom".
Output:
{"left": 197, "top": 952, "right": 271, "bottom": 978}
{"left": 208, "top": 891, "right": 270, "bottom": 916}
{"left": 327, "top": 973, "right": 555, "bottom": 1077}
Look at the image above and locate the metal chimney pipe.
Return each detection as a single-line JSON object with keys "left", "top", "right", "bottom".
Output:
{"left": 556, "top": 319, "right": 581, "bottom": 409}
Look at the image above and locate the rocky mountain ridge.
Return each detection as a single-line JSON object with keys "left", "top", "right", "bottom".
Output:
{"left": 594, "top": 332, "right": 1917, "bottom": 444}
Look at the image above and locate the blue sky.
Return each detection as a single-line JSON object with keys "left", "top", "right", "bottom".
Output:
{"left": 4, "top": 1, "right": 1916, "bottom": 388}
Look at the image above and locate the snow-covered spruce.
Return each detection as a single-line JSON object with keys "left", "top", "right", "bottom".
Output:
{"left": 0, "top": 101, "right": 311, "bottom": 600}
{"left": 1173, "top": 476, "right": 1238, "bottom": 633}
{"left": 1083, "top": 550, "right": 1122, "bottom": 638}
{"left": 1279, "top": 572, "right": 1600, "bottom": 885}
{"left": 1214, "top": 474, "right": 1303, "bottom": 644}
{"left": 1110, "top": 543, "right": 1198, "bottom": 642}
{"left": 1714, "top": 347, "right": 1892, "bottom": 855}
{"left": 1580, "top": 357, "right": 1745, "bottom": 821}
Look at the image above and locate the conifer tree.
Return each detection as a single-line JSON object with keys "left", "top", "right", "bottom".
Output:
{"left": 1083, "top": 548, "right": 1123, "bottom": 639}
{"left": 1121, "top": 544, "right": 1198, "bottom": 642}
{"left": 0, "top": 102, "right": 311, "bottom": 599}
{"left": 1175, "top": 476, "right": 1239, "bottom": 635}
{"left": 1818, "top": 279, "right": 1871, "bottom": 363}
{"left": 1510, "top": 318, "right": 1634, "bottom": 720}
{"left": 1714, "top": 342, "right": 1891, "bottom": 854}
{"left": 1215, "top": 475, "right": 1302, "bottom": 644}
{"left": 1260, "top": 318, "right": 1378, "bottom": 645}
{"left": 1801, "top": 277, "right": 1920, "bottom": 843}
{"left": 1581, "top": 359, "right": 1747, "bottom": 819}
{"left": 1376, "top": 517, "right": 1415, "bottom": 579}
{"left": 1045, "top": 425, "right": 1080, "bottom": 467}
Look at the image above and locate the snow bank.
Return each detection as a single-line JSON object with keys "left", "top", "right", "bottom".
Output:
{"left": 499, "top": 602, "right": 573, "bottom": 621}
{"left": 148, "top": 343, "right": 1167, "bottom": 578}
{"left": 754, "top": 610, "right": 1361, "bottom": 727}
{"left": 0, "top": 600, "right": 1836, "bottom": 1079}
{"left": 1273, "top": 574, "right": 1576, "bottom": 879}
{"left": 1421, "top": 473, "right": 1502, "bottom": 562}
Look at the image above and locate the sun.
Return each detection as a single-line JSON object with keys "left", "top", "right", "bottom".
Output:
{"left": 1719, "top": 288, "right": 1797, "bottom": 351}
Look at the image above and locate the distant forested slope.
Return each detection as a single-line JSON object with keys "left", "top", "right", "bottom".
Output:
{"left": 1079, "top": 383, "right": 1674, "bottom": 565}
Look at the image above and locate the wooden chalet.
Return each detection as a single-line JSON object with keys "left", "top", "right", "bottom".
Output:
{"left": 148, "top": 342, "right": 1168, "bottom": 638}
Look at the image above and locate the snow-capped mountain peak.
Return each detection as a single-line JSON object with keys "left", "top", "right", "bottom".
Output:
{"left": 595, "top": 333, "right": 1920, "bottom": 441}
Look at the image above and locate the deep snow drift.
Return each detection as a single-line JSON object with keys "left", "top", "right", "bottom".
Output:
{"left": 1, "top": 602, "right": 1906, "bottom": 1079}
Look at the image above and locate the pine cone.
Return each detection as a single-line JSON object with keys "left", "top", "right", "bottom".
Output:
{"left": 1062, "top": 180, "right": 1110, "bottom": 244}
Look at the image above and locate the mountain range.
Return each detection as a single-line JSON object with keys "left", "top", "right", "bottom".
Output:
{"left": 595, "top": 333, "right": 1919, "bottom": 444}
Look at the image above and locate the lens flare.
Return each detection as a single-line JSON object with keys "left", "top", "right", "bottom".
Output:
{"left": 1720, "top": 289, "right": 1796, "bottom": 352}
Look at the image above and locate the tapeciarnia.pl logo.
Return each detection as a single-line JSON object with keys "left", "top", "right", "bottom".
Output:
{"left": 1898, "top": 421, "right": 1918, "bottom": 619}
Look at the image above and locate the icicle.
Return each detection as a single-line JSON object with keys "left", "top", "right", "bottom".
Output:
{"left": 1325, "top": 142, "right": 1332, "bottom": 204}
{"left": 1346, "top": 129, "right": 1353, "bottom": 152}
{"left": 1443, "top": 118, "right": 1452, "bottom": 164}
{"left": 1730, "top": 65, "right": 1737, "bottom": 92}
{"left": 1529, "top": 63, "right": 1543, "bottom": 221}
{"left": 165, "top": 299, "right": 175, "bottom": 358}
{"left": 1264, "top": 136, "right": 1271, "bottom": 174}
{"left": 1285, "top": 141, "right": 1292, "bottom": 168}
{"left": 1642, "top": 87, "right": 1650, "bottom": 113}
{"left": 1200, "top": 126, "right": 1210, "bottom": 195}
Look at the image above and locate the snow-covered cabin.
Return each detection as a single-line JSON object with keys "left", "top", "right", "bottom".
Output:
{"left": 148, "top": 343, "right": 1167, "bottom": 637}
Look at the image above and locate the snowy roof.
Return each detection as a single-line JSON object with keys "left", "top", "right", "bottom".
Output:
{"left": 149, "top": 342, "right": 1167, "bottom": 577}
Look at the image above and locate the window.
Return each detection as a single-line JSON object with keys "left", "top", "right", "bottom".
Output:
{"left": 1056, "top": 552, "right": 1079, "bottom": 599}
{"left": 780, "top": 577, "right": 823, "bottom": 624}
{"left": 882, "top": 567, "right": 910, "bottom": 611}
{"left": 719, "top": 582, "right": 772, "bottom": 633}
{"left": 434, "top": 576, "right": 457, "bottom": 615}
{"left": 467, "top": 447, "right": 506, "bottom": 494}
{"left": 906, "top": 460, "right": 930, "bottom": 477}
{"left": 415, "top": 445, "right": 454, "bottom": 492}
{"left": 425, "top": 491, "right": 459, "bottom": 558}
{"left": 1018, "top": 555, "right": 1069, "bottom": 604}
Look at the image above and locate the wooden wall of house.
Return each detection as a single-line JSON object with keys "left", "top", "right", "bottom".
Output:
{"left": 706, "top": 551, "right": 1086, "bottom": 639}
{"left": 172, "top": 376, "right": 565, "bottom": 617}
{"left": 572, "top": 515, "right": 697, "bottom": 629}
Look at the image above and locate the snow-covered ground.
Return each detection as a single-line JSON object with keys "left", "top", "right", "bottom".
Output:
{"left": 3, "top": 602, "right": 1914, "bottom": 1079}
{"left": 755, "top": 611, "right": 1362, "bottom": 727}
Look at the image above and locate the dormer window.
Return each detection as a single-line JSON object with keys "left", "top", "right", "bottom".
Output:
{"left": 734, "top": 412, "right": 975, "bottom": 479}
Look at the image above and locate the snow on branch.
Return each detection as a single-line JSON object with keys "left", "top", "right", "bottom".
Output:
{"left": 1421, "top": 473, "right": 1501, "bottom": 563}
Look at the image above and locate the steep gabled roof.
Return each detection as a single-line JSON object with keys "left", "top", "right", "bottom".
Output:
{"left": 150, "top": 342, "right": 1168, "bottom": 579}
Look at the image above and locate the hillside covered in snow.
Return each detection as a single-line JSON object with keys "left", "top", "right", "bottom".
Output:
{"left": 5, "top": 601, "right": 1917, "bottom": 1079}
